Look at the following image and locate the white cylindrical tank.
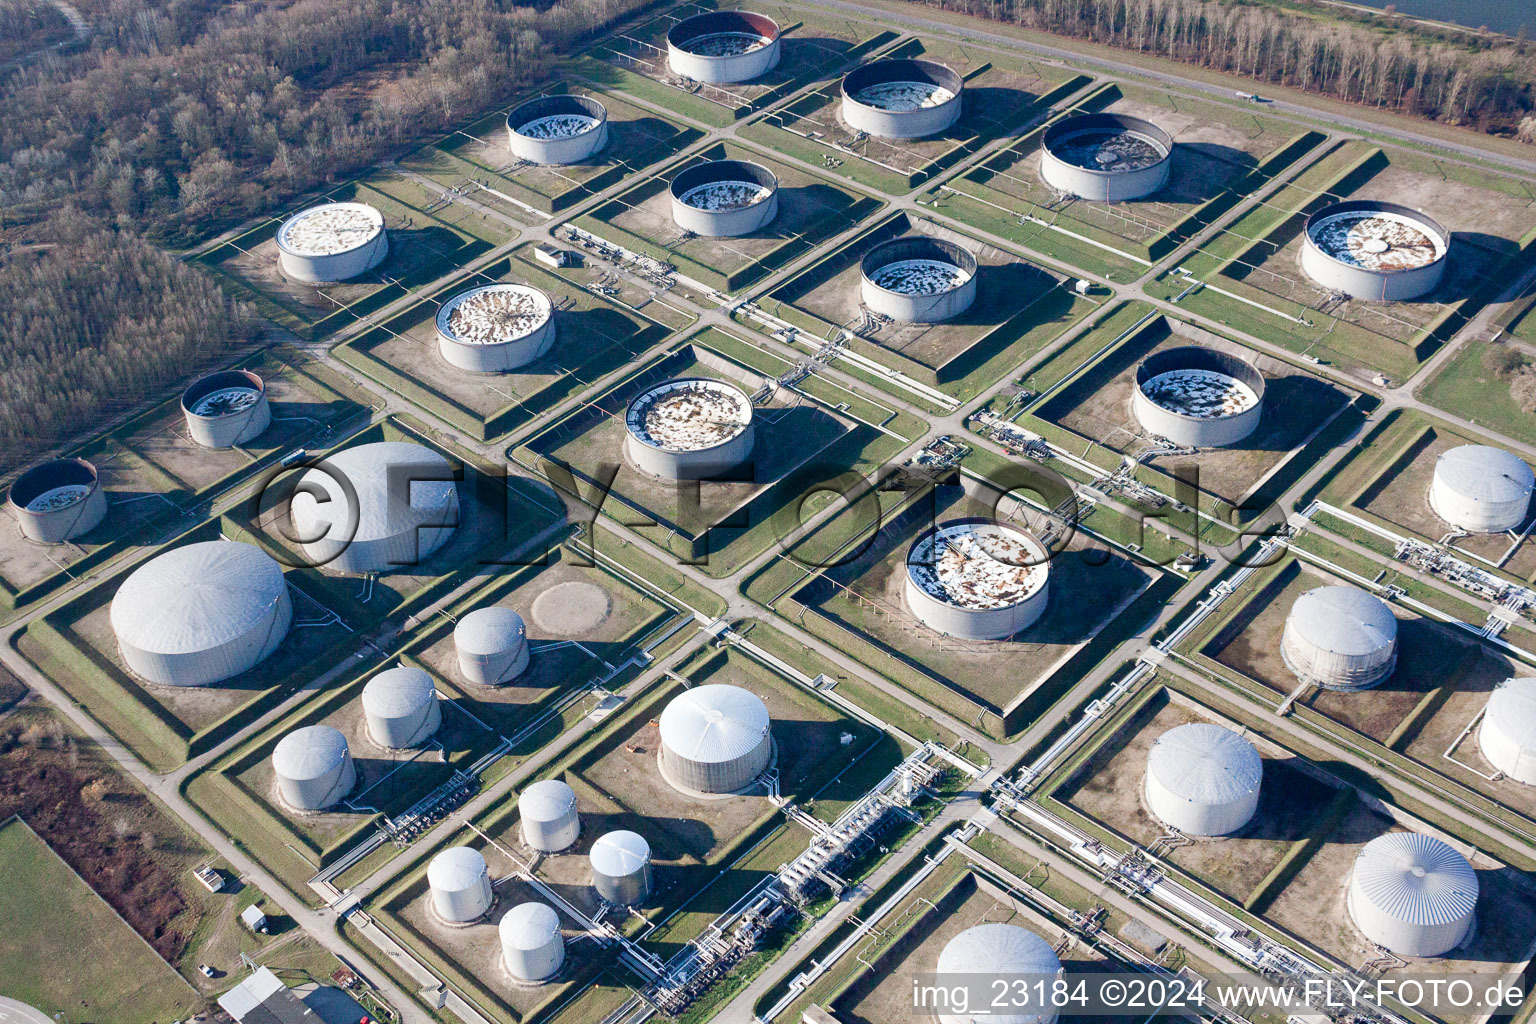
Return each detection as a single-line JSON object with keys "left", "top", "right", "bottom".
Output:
{"left": 520, "top": 779, "right": 580, "bottom": 853}
{"left": 1280, "top": 586, "right": 1398, "bottom": 691}
{"left": 180, "top": 370, "right": 271, "bottom": 449}
{"left": 1430, "top": 445, "right": 1534, "bottom": 535}
{"left": 1301, "top": 201, "right": 1449, "bottom": 302}
{"left": 936, "top": 923, "right": 1062, "bottom": 1024}
{"left": 904, "top": 518, "right": 1049, "bottom": 641}
{"left": 6, "top": 457, "right": 108, "bottom": 544}
{"left": 272, "top": 724, "right": 356, "bottom": 812}
{"left": 276, "top": 202, "right": 388, "bottom": 284}
{"left": 1347, "top": 832, "right": 1478, "bottom": 957}
{"left": 658, "top": 683, "right": 772, "bottom": 795}
{"left": 669, "top": 159, "right": 779, "bottom": 238}
{"left": 1040, "top": 113, "right": 1174, "bottom": 202}
{"left": 500, "top": 903, "right": 564, "bottom": 983}
{"left": 111, "top": 540, "right": 292, "bottom": 687}
{"left": 455, "top": 607, "right": 530, "bottom": 686}
{"left": 1478, "top": 677, "right": 1536, "bottom": 784}
{"left": 666, "top": 11, "right": 781, "bottom": 85}
{"left": 1144, "top": 723, "right": 1263, "bottom": 836}
{"left": 860, "top": 236, "right": 978, "bottom": 324}
{"left": 435, "top": 284, "right": 556, "bottom": 374}
{"left": 1132, "top": 346, "right": 1266, "bottom": 448}
{"left": 840, "top": 59, "right": 963, "bottom": 140}
{"left": 361, "top": 666, "right": 441, "bottom": 750}
{"left": 590, "top": 830, "right": 652, "bottom": 906}
{"left": 290, "top": 441, "right": 459, "bottom": 574}
{"left": 428, "top": 846, "right": 494, "bottom": 924}
{"left": 624, "top": 378, "right": 755, "bottom": 482}
{"left": 506, "top": 94, "right": 609, "bottom": 166}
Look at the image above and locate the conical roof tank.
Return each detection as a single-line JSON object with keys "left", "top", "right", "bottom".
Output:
{"left": 500, "top": 902, "right": 565, "bottom": 983}
{"left": 936, "top": 923, "right": 1062, "bottom": 1024}
{"left": 428, "top": 846, "right": 493, "bottom": 924}
{"left": 590, "top": 830, "right": 652, "bottom": 906}
{"left": 455, "top": 607, "right": 530, "bottom": 686}
{"left": 519, "top": 779, "right": 580, "bottom": 852}
{"left": 658, "top": 683, "right": 772, "bottom": 795}
{"left": 1347, "top": 832, "right": 1478, "bottom": 957}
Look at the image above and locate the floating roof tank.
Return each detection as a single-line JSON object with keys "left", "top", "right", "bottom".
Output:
{"left": 624, "top": 378, "right": 756, "bottom": 482}
{"left": 455, "top": 607, "right": 530, "bottom": 686}
{"left": 6, "top": 457, "right": 107, "bottom": 544}
{"left": 428, "top": 846, "right": 494, "bottom": 925}
{"left": 1132, "top": 346, "right": 1266, "bottom": 448}
{"left": 1280, "top": 585, "right": 1398, "bottom": 691}
{"left": 1430, "top": 445, "right": 1534, "bottom": 535}
{"left": 435, "top": 283, "right": 556, "bottom": 374}
{"left": 276, "top": 202, "right": 389, "bottom": 284}
{"left": 658, "top": 683, "right": 773, "bottom": 796}
{"left": 1144, "top": 723, "right": 1262, "bottom": 836}
{"left": 506, "top": 94, "right": 609, "bottom": 165}
{"left": 860, "top": 236, "right": 978, "bottom": 324}
{"left": 840, "top": 59, "right": 963, "bottom": 140}
{"left": 180, "top": 370, "right": 270, "bottom": 449}
{"left": 1040, "top": 113, "right": 1174, "bottom": 202}
{"left": 666, "top": 11, "right": 781, "bottom": 84}
{"left": 111, "top": 540, "right": 292, "bottom": 687}
{"left": 936, "top": 923, "right": 1062, "bottom": 1024}
{"left": 669, "top": 159, "right": 779, "bottom": 238}
{"left": 500, "top": 902, "right": 565, "bottom": 983}
{"left": 520, "top": 779, "right": 580, "bottom": 853}
{"left": 1301, "top": 200, "right": 1449, "bottom": 302}
{"left": 590, "top": 830, "right": 652, "bottom": 907}
{"left": 361, "top": 666, "right": 441, "bottom": 750}
{"left": 1478, "top": 677, "right": 1536, "bottom": 785}
{"left": 272, "top": 724, "right": 356, "bottom": 812}
{"left": 1347, "top": 832, "right": 1478, "bottom": 957}
{"left": 904, "top": 518, "right": 1049, "bottom": 641}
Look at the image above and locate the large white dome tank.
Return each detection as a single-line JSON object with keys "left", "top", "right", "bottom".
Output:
{"left": 428, "top": 846, "right": 494, "bottom": 924}
{"left": 1144, "top": 723, "right": 1262, "bottom": 836}
{"left": 454, "top": 607, "right": 530, "bottom": 686}
{"left": 936, "top": 923, "right": 1062, "bottom": 1024}
{"left": 1280, "top": 586, "right": 1398, "bottom": 691}
{"left": 272, "top": 724, "right": 356, "bottom": 812}
{"left": 1478, "top": 677, "right": 1536, "bottom": 785}
{"left": 658, "top": 683, "right": 772, "bottom": 795}
{"left": 361, "top": 666, "right": 441, "bottom": 749}
{"left": 1430, "top": 445, "right": 1534, "bottom": 535}
{"left": 519, "top": 779, "right": 580, "bottom": 853}
{"left": 1347, "top": 832, "right": 1478, "bottom": 957}
{"left": 500, "top": 902, "right": 565, "bottom": 983}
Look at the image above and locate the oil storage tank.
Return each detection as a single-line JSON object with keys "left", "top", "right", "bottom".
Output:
{"left": 1132, "top": 346, "right": 1266, "bottom": 448}
{"left": 1430, "top": 445, "right": 1534, "bottom": 534}
{"left": 111, "top": 540, "right": 292, "bottom": 687}
{"left": 666, "top": 11, "right": 781, "bottom": 84}
{"left": 501, "top": 902, "right": 565, "bottom": 984}
{"left": 936, "top": 923, "right": 1062, "bottom": 1024}
{"left": 290, "top": 441, "right": 459, "bottom": 574}
{"left": 520, "top": 779, "right": 580, "bottom": 853}
{"left": 670, "top": 159, "right": 778, "bottom": 238}
{"left": 1347, "top": 832, "right": 1478, "bottom": 957}
{"left": 455, "top": 607, "right": 530, "bottom": 686}
{"left": 1301, "top": 201, "right": 1449, "bottom": 301}
{"left": 590, "top": 830, "right": 652, "bottom": 906}
{"left": 7, "top": 457, "right": 107, "bottom": 544}
{"left": 1040, "top": 113, "right": 1173, "bottom": 202}
{"left": 1144, "top": 723, "right": 1262, "bottom": 836}
{"left": 506, "top": 94, "right": 609, "bottom": 165}
{"left": 658, "top": 683, "right": 772, "bottom": 795}
{"left": 276, "top": 202, "right": 389, "bottom": 283}
{"left": 181, "top": 370, "right": 271, "bottom": 449}
{"left": 435, "top": 284, "right": 556, "bottom": 373}
{"left": 428, "top": 846, "right": 494, "bottom": 925}
{"left": 1478, "top": 677, "right": 1536, "bottom": 785}
{"left": 272, "top": 724, "right": 356, "bottom": 812}
{"left": 860, "top": 236, "right": 977, "bottom": 324}
{"left": 904, "top": 518, "right": 1049, "bottom": 641}
{"left": 624, "top": 378, "right": 755, "bottom": 481}
{"left": 1280, "top": 585, "right": 1398, "bottom": 691}
{"left": 361, "top": 666, "right": 441, "bottom": 750}
{"left": 840, "top": 59, "right": 963, "bottom": 140}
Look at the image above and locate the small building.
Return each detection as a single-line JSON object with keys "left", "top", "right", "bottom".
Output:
{"left": 534, "top": 243, "right": 571, "bottom": 268}
{"left": 217, "top": 966, "right": 317, "bottom": 1023}
{"left": 241, "top": 903, "right": 270, "bottom": 934}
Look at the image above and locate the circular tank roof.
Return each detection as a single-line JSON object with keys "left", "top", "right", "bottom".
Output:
{"left": 1305, "top": 201, "right": 1449, "bottom": 273}
{"left": 435, "top": 284, "right": 553, "bottom": 346}
{"left": 842, "top": 59, "right": 962, "bottom": 112}
{"left": 906, "top": 518, "right": 1048, "bottom": 611}
{"left": 937, "top": 923, "right": 1060, "bottom": 1023}
{"left": 671, "top": 159, "right": 778, "bottom": 212}
{"left": 1135, "top": 347, "right": 1266, "bottom": 422}
{"left": 590, "top": 830, "right": 650, "bottom": 876}
{"left": 455, "top": 607, "right": 527, "bottom": 655}
{"left": 273, "top": 724, "right": 350, "bottom": 781}
{"left": 276, "top": 202, "right": 384, "bottom": 257}
{"left": 861, "top": 237, "right": 977, "bottom": 298}
{"left": 111, "top": 541, "right": 286, "bottom": 655}
{"left": 625, "top": 378, "right": 752, "bottom": 453}
{"left": 508, "top": 94, "right": 607, "bottom": 140}
{"left": 1287, "top": 586, "right": 1397, "bottom": 658}
{"left": 1042, "top": 113, "right": 1173, "bottom": 172}
{"left": 428, "top": 846, "right": 489, "bottom": 892}
{"left": 181, "top": 370, "right": 265, "bottom": 420}
{"left": 7, "top": 457, "right": 99, "bottom": 513}
{"left": 500, "top": 901, "right": 562, "bottom": 949}
{"left": 521, "top": 779, "right": 577, "bottom": 820}
{"left": 1147, "top": 723, "right": 1262, "bottom": 807}
{"left": 362, "top": 666, "right": 436, "bottom": 718}
{"left": 1483, "top": 677, "right": 1536, "bottom": 749}
{"left": 667, "top": 11, "right": 780, "bottom": 55}
{"left": 292, "top": 441, "right": 457, "bottom": 544}
{"left": 1352, "top": 832, "right": 1478, "bottom": 928}
{"left": 659, "top": 684, "right": 771, "bottom": 765}
{"left": 1435, "top": 445, "right": 1534, "bottom": 504}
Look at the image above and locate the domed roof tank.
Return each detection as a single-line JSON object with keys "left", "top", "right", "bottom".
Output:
{"left": 519, "top": 779, "right": 580, "bottom": 853}
{"left": 500, "top": 902, "right": 565, "bottom": 983}
{"left": 1347, "top": 832, "right": 1477, "bottom": 957}
{"left": 658, "top": 683, "right": 772, "bottom": 796}
{"left": 1280, "top": 586, "right": 1398, "bottom": 691}
{"left": 1478, "top": 677, "right": 1536, "bottom": 785}
{"left": 1144, "top": 723, "right": 1262, "bottom": 836}
{"left": 936, "top": 923, "right": 1062, "bottom": 1024}
{"left": 272, "top": 724, "right": 356, "bottom": 811}
{"left": 361, "top": 666, "right": 441, "bottom": 750}
{"left": 428, "top": 846, "right": 493, "bottom": 924}
{"left": 1430, "top": 445, "right": 1534, "bottom": 535}
{"left": 454, "top": 607, "right": 530, "bottom": 686}
{"left": 590, "top": 830, "right": 652, "bottom": 906}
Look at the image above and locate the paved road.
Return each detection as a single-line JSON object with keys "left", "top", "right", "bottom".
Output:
{"left": 0, "top": 997, "right": 51, "bottom": 1024}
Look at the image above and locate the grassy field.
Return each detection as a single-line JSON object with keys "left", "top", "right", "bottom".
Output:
{"left": 1419, "top": 340, "right": 1536, "bottom": 448}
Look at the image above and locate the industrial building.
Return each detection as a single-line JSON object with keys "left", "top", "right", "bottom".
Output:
{"left": 860, "top": 236, "right": 978, "bottom": 324}
{"left": 217, "top": 966, "right": 317, "bottom": 1023}
{"left": 272, "top": 724, "right": 357, "bottom": 812}
{"left": 658, "top": 683, "right": 773, "bottom": 796}
{"left": 1429, "top": 444, "right": 1534, "bottom": 534}
{"left": 6, "top": 457, "right": 107, "bottom": 544}
{"left": 1144, "top": 723, "right": 1262, "bottom": 836}
{"left": 435, "top": 283, "right": 557, "bottom": 373}
{"left": 1279, "top": 585, "right": 1399, "bottom": 691}
{"left": 936, "top": 923, "right": 1062, "bottom": 1024}
{"left": 590, "top": 829, "right": 652, "bottom": 906}
{"left": 840, "top": 58, "right": 963, "bottom": 140}
{"left": 506, "top": 94, "right": 609, "bottom": 165}
{"left": 500, "top": 901, "right": 565, "bottom": 984}
{"left": 1300, "top": 200, "right": 1450, "bottom": 301}
{"left": 361, "top": 666, "right": 441, "bottom": 750}
{"left": 665, "top": 10, "right": 781, "bottom": 84}
{"left": 1347, "top": 832, "right": 1478, "bottom": 957}
{"left": 180, "top": 369, "right": 271, "bottom": 449}
{"left": 454, "top": 606, "right": 530, "bottom": 686}
{"left": 1039, "top": 113, "right": 1174, "bottom": 201}
{"left": 1131, "top": 346, "right": 1266, "bottom": 448}
{"left": 428, "top": 846, "right": 495, "bottom": 925}
{"left": 624, "top": 377, "right": 756, "bottom": 481}
{"left": 904, "top": 518, "right": 1050, "bottom": 641}
{"left": 111, "top": 540, "right": 292, "bottom": 687}
{"left": 519, "top": 778, "right": 580, "bottom": 852}
{"left": 1479, "top": 677, "right": 1536, "bottom": 785}
{"left": 275, "top": 201, "right": 389, "bottom": 283}
{"left": 669, "top": 159, "right": 779, "bottom": 238}
{"left": 291, "top": 441, "right": 459, "bottom": 574}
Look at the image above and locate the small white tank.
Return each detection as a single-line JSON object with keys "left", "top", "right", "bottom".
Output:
{"left": 500, "top": 902, "right": 565, "bottom": 983}
{"left": 936, "top": 923, "right": 1061, "bottom": 1024}
{"left": 272, "top": 725, "right": 356, "bottom": 812}
{"left": 590, "top": 830, "right": 652, "bottom": 906}
{"left": 428, "top": 846, "right": 493, "bottom": 924}
{"left": 1347, "top": 832, "right": 1478, "bottom": 957}
{"left": 1478, "top": 677, "right": 1536, "bottom": 784}
{"left": 519, "top": 779, "right": 579, "bottom": 852}
{"left": 361, "top": 666, "right": 441, "bottom": 750}
{"left": 1144, "top": 723, "right": 1262, "bottom": 836}
{"left": 454, "top": 607, "right": 530, "bottom": 686}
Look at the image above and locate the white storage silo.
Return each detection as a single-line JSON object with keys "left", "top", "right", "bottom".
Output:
{"left": 435, "top": 284, "right": 556, "bottom": 374}
{"left": 290, "top": 441, "right": 459, "bottom": 574}
{"left": 590, "top": 830, "right": 652, "bottom": 906}
{"left": 840, "top": 59, "right": 964, "bottom": 140}
{"left": 658, "top": 684, "right": 773, "bottom": 796}
{"left": 1430, "top": 445, "right": 1534, "bottom": 534}
{"left": 519, "top": 779, "right": 580, "bottom": 853}
{"left": 276, "top": 202, "right": 389, "bottom": 283}
{"left": 1301, "top": 201, "right": 1449, "bottom": 302}
{"left": 1478, "top": 677, "right": 1536, "bottom": 785}
{"left": 272, "top": 724, "right": 356, "bottom": 812}
{"left": 1280, "top": 586, "right": 1398, "bottom": 691}
{"left": 361, "top": 666, "right": 441, "bottom": 750}
{"left": 904, "top": 518, "right": 1050, "bottom": 641}
{"left": 455, "top": 607, "right": 530, "bottom": 686}
{"left": 624, "top": 378, "right": 756, "bottom": 482}
{"left": 428, "top": 846, "right": 494, "bottom": 925}
{"left": 1039, "top": 113, "right": 1174, "bottom": 202}
{"left": 1347, "top": 832, "right": 1478, "bottom": 957}
{"left": 665, "top": 11, "right": 781, "bottom": 85}
{"left": 500, "top": 902, "right": 565, "bottom": 984}
{"left": 180, "top": 370, "right": 270, "bottom": 449}
{"left": 6, "top": 457, "right": 108, "bottom": 544}
{"left": 936, "top": 923, "right": 1062, "bottom": 1024}
{"left": 111, "top": 540, "right": 292, "bottom": 687}
{"left": 859, "top": 236, "right": 978, "bottom": 324}
{"left": 1144, "top": 723, "right": 1262, "bottom": 836}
